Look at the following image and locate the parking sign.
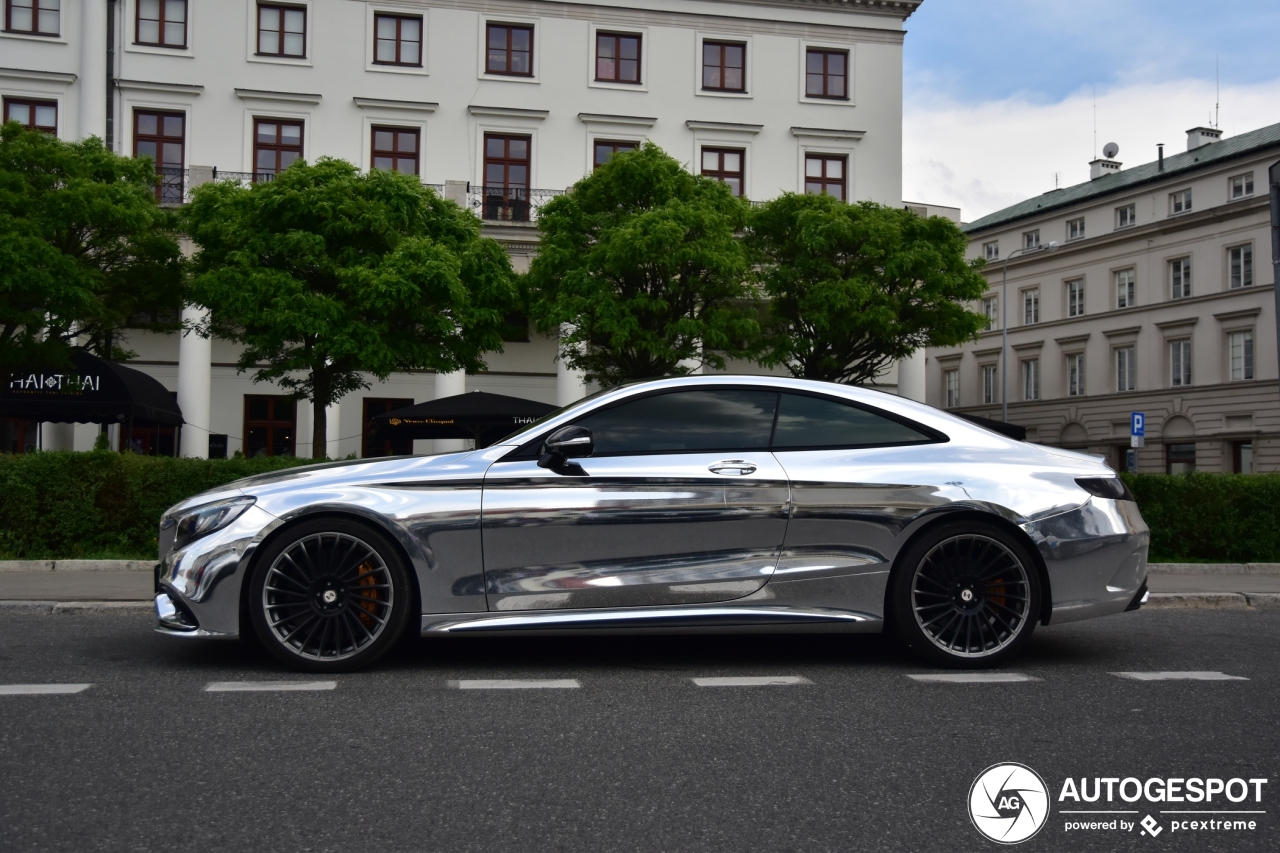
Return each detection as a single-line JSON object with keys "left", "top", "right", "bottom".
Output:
{"left": 1131, "top": 412, "right": 1145, "bottom": 448}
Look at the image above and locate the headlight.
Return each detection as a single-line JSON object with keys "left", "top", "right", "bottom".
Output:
{"left": 1075, "top": 477, "right": 1135, "bottom": 501}
{"left": 164, "top": 497, "right": 257, "bottom": 551}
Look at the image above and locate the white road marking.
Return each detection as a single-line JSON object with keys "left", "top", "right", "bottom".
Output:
{"left": 0, "top": 683, "right": 92, "bottom": 695}
{"left": 1111, "top": 671, "right": 1248, "bottom": 681}
{"left": 449, "top": 679, "right": 581, "bottom": 690}
{"left": 204, "top": 681, "right": 337, "bottom": 692}
{"left": 908, "top": 672, "right": 1039, "bottom": 683}
{"left": 691, "top": 676, "right": 810, "bottom": 687}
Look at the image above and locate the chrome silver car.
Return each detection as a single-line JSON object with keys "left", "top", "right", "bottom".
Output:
{"left": 154, "top": 376, "right": 1149, "bottom": 672}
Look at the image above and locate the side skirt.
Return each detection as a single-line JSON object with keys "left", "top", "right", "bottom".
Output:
{"left": 420, "top": 605, "right": 882, "bottom": 636}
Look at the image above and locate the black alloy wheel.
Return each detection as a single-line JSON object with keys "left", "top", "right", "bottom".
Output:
{"left": 889, "top": 521, "right": 1041, "bottom": 668}
{"left": 248, "top": 518, "right": 412, "bottom": 672}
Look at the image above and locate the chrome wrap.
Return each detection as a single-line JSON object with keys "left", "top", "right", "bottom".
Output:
{"left": 152, "top": 376, "right": 1149, "bottom": 642}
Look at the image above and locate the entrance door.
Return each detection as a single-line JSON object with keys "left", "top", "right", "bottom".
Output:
{"left": 481, "top": 388, "right": 790, "bottom": 611}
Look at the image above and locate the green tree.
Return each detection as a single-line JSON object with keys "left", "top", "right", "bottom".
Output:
{"left": 184, "top": 158, "right": 516, "bottom": 458}
{"left": 524, "top": 143, "right": 759, "bottom": 386}
{"left": 747, "top": 193, "right": 988, "bottom": 384}
{"left": 0, "top": 122, "right": 183, "bottom": 367}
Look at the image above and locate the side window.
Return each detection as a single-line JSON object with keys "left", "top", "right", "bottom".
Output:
{"left": 772, "top": 393, "right": 932, "bottom": 449}
{"left": 574, "top": 390, "right": 777, "bottom": 454}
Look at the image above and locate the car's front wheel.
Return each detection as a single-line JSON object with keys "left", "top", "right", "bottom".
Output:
{"left": 247, "top": 518, "right": 412, "bottom": 672}
{"left": 889, "top": 521, "right": 1042, "bottom": 668}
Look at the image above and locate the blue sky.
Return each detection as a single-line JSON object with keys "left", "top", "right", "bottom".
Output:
{"left": 901, "top": 1, "right": 1280, "bottom": 218}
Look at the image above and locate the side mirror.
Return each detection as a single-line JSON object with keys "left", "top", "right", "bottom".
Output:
{"left": 538, "top": 425, "right": 593, "bottom": 471}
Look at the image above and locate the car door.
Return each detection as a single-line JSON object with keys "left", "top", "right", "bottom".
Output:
{"left": 481, "top": 388, "right": 790, "bottom": 611}
{"left": 767, "top": 391, "right": 944, "bottom": 581}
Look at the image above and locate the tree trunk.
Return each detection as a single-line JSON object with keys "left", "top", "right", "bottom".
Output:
{"left": 311, "top": 399, "right": 327, "bottom": 459}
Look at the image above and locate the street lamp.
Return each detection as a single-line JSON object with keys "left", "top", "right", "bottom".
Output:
{"left": 1001, "top": 241, "right": 1059, "bottom": 423}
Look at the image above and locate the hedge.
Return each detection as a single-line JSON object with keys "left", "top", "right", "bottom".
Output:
{"left": 0, "top": 451, "right": 315, "bottom": 560}
{"left": 0, "top": 454, "right": 1276, "bottom": 562}
{"left": 1121, "top": 473, "right": 1280, "bottom": 562}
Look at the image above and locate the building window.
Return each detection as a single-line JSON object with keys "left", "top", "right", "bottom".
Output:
{"left": 595, "top": 32, "right": 640, "bottom": 84}
{"left": 1166, "top": 442, "right": 1196, "bottom": 475}
{"left": 1023, "top": 358, "right": 1039, "bottom": 401}
{"left": 1169, "top": 257, "right": 1191, "bottom": 299}
{"left": 1229, "top": 244, "right": 1253, "bottom": 289}
{"left": 254, "top": 119, "right": 303, "bottom": 176}
{"left": 593, "top": 139, "right": 637, "bottom": 171}
{"left": 701, "top": 148, "right": 744, "bottom": 197}
{"left": 483, "top": 133, "right": 531, "bottom": 221}
{"left": 944, "top": 370, "right": 959, "bottom": 408}
{"left": 1066, "top": 278, "right": 1084, "bottom": 317}
{"left": 982, "top": 296, "right": 998, "bottom": 331}
{"left": 1229, "top": 331, "right": 1254, "bottom": 381}
{"left": 1233, "top": 441, "right": 1254, "bottom": 474}
{"left": 363, "top": 398, "right": 413, "bottom": 458}
{"left": 257, "top": 3, "right": 306, "bottom": 57}
{"left": 1116, "top": 204, "right": 1135, "bottom": 228}
{"left": 486, "top": 23, "right": 533, "bottom": 76}
{"left": 1022, "top": 229, "right": 1039, "bottom": 249}
{"left": 1115, "top": 268, "right": 1135, "bottom": 309}
{"left": 1170, "top": 338, "right": 1191, "bottom": 387}
{"left": 373, "top": 13, "right": 422, "bottom": 66}
{"left": 371, "top": 126, "right": 419, "bottom": 175}
{"left": 983, "top": 241, "right": 999, "bottom": 261}
{"left": 1022, "top": 288, "right": 1039, "bottom": 325}
{"left": 1229, "top": 173, "right": 1254, "bottom": 200}
{"left": 244, "top": 395, "right": 296, "bottom": 457}
{"left": 3, "top": 97, "right": 56, "bottom": 133}
{"left": 805, "top": 48, "right": 848, "bottom": 99}
{"left": 702, "top": 40, "right": 745, "bottom": 92}
{"left": 803, "top": 153, "right": 845, "bottom": 200}
{"left": 5, "top": 0, "right": 59, "bottom": 35}
{"left": 1066, "top": 353, "right": 1085, "bottom": 397}
{"left": 1170, "top": 188, "right": 1192, "bottom": 214}
{"left": 982, "top": 365, "right": 997, "bottom": 405}
{"left": 136, "top": 0, "right": 186, "bottom": 48}
{"left": 133, "top": 110, "right": 185, "bottom": 203}
{"left": 1116, "top": 346, "right": 1135, "bottom": 392}
{"left": 1067, "top": 217, "right": 1085, "bottom": 240}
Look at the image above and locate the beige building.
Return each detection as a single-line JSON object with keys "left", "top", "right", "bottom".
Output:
{"left": 927, "top": 122, "right": 1280, "bottom": 474}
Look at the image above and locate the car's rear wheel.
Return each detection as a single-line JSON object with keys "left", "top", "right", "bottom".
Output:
{"left": 247, "top": 518, "right": 412, "bottom": 672}
{"left": 889, "top": 521, "right": 1041, "bottom": 668}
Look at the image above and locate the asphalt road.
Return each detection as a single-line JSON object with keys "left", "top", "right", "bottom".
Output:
{"left": 0, "top": 610, "right": 1275, "bottom": 853}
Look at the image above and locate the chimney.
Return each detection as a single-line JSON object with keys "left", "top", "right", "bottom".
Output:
{"left": 1089, "top": 158, "right": 1121, "bottom": 180}
{"left": 1157, "top": 144, "right": 1164, "bottom": 171}
{"left": 1186, "top": 126, "right": 1223, "bottom": 151}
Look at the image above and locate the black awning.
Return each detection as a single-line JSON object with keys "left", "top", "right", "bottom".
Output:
{"left": 954, "top": 413, "right": 1027, "bottom": 441}
{"left": 372, "top": 391, "right": 557, "bottom": 448}
{"left": 0, "top": 350, "right": 184, "bottom": 426}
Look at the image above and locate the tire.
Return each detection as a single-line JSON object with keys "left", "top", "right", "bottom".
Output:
{"left": 888, "top": 520, "right": 1042, "bottom": 669}
{"left": 247, "top": 517, "right": 413, "bottom": 673}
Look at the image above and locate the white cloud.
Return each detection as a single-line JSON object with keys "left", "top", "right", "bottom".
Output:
{"left": 904, "top": 78, "right": 1280, "bottom": 222}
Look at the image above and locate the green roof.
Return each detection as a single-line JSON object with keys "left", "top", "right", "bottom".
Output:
{"left": 963, "top": 121, "right": 1280, "bottom": 234}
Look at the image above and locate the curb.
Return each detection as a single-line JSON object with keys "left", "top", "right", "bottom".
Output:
{"left": 0, "top": 600, "right": 152, "bottom": 613}
{"left": 0, "top": 560, "right": 154, "bottom": 573}
{"left": 1148, "top": 563, "right": 1280, "bottom": 575}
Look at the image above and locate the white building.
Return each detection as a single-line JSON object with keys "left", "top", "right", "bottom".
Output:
{"left": 928, "top": 122, "right": 1280, "bottom": 474}
{"left": 3, "top": 0, "right": 920, "bottom": 458}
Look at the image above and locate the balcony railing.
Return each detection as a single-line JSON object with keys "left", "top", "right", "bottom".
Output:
{"left": 466, "top": 186, "right": 563, "bottom": 223}
{"left": 156, "top": 168, "right": 445, "bottom": 205}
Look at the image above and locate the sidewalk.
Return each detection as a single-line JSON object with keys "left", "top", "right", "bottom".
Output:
{"left": 0, "top": 562, "right": 1278, "bottom": 610}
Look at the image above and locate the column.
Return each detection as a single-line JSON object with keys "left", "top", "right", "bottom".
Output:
{"left": 41, "top": 422, "right": 75, "bottom": 451}
{"left": 434, "top": 370, "right": 467, "bottom": 452}
{"left": 176, "top": 305, "right": 212, "bottom": 458}
{"left": 326, "top": 401, "right": 341, "bottom": 459}
{"left": 79, "top": 0, "right": 108, "bottom": 142}
{"left": 896, "top": 351, "right": 926, "bottom": 403}
{"left": 556, "top": 324, "right": 587, "bottom": 406}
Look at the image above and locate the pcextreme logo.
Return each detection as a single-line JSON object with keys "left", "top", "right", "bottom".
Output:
{"left": 969, "top": 763, "right": 1051, "bottom": 844}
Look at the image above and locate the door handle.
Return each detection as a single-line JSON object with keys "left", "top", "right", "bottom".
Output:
{"left": 709, "top": 460, "right": 757, "bottom": 476}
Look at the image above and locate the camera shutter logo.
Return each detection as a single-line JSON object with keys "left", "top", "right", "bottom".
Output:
{"left": 969, "top": 763, "right": 1050, "bottom": 844}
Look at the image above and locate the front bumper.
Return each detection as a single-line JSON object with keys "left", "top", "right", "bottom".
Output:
{"left": 1028, "top": 497, "right": 1150, "bottom": 625}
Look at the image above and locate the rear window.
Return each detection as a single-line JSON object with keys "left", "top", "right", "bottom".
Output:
{"left": 772, "top": 393, "right": 933, "bottom": 449}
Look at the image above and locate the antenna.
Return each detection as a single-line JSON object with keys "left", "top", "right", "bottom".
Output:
{"left": 1092, "top": 86, "right": 1097, "bottom": 158}
{"left": 1103, "top": 142, "right": 1119, "bottom": 159}
{"left": 1214, "top": 54, "right": 1220, "bottom": 128}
